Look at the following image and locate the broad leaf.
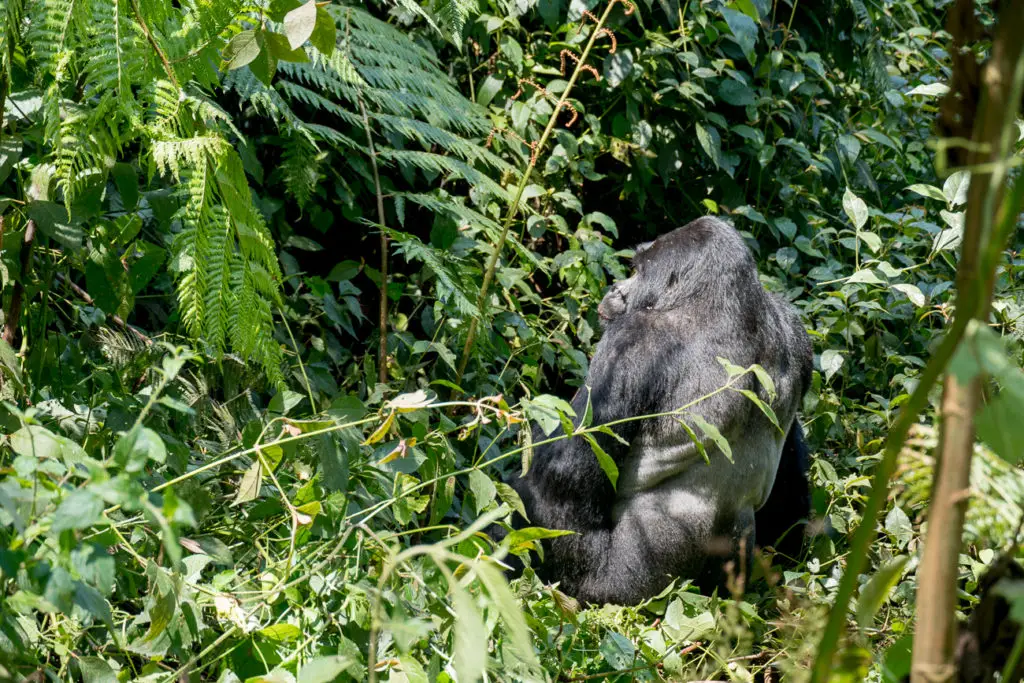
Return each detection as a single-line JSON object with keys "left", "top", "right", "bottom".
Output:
{"left": 283, "top": 0, "right": 317, "bottom": 49}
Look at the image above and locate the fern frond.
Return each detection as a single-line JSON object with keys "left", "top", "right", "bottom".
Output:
{"left": 432, "top": 0, "right": 477, "bottom": 43}
{"left": 0, "top": 0, "right": 26, "bottom": 74}
{"left": 163, "top": 136, "right": 284, "bottom": 383}
{"left": 95, "top": 327, "right": 150, "bottom": 368}
{"left": 280, "top": 133, "right": 324, "bottom": 209}
{"left": 27, "top": 0, "right": 86, "bottom": 80}
{"left": 83, "top": 0, "right": 145, "bottom": 117}
{"left": 53, "top": 98, "right": 125, "bottom": 206}
{"left": 402, "top": 192, "right": 543, "bottom": 269}
{"left": 384, "top": 228, "right": 479, "bottom": 318}
{"left": 152, "top": 136, "right": 227, "bottom": 180}
{"left": 379, "top": 149, "right": 511, "bottom": 202}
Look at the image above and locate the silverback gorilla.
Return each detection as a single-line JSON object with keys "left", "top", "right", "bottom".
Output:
{"left": 508, "top": 217, "right": 813, "bottom": 605}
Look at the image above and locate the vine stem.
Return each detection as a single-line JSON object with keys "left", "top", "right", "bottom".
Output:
{"left": 357, "top": 95, "right": 390, "bottom": 384}
{"left": 453, "top": 1, "right": 626, "bottom": 390}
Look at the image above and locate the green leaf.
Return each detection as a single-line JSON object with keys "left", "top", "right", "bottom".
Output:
{"left": 603, "top": 49, "right": 634, "bottom": 88}
{"left": 223, "top": 30, "right": 261, "bottom": 70}
{"left": 884, "top": 506, "right": 913, "bottom": 549}
{"left": 128, "top": 241, "right": 166, "bottom": 294}
{"left": 143, "top": 585, "right": 177, "bottom": 642}
{"left": 429, "top": 475, "right": 456, "bottom": 525}
{"left": 283, "top": 0, "right": 317, "bottom": 48}
{"left": 857, "top": 229, "right": 882, "bottom": 253}
{"left": 494, "top": 482, "right": 527, "bottom": 520}
{"left": 600, "top": 631, "right": 636, "bottom": 670}
{"left": 906, "top": 183, "right": 946, "bottom": 202}
{"left": 846, "top": 269, "right": 886, "bottom": 285}
{"left": 317, "top": 433, "right": 349, "bottom": 492}
{"left": 74, "top": 581, "right": 115, "bottom": 634}
{"left": 505, "top": 526, "right": 573, "bottom": 554}
{"left": 235, "top": 460, "right": 262, "bottom": 505}
{"left": 695, "top": 123, "right": 722, "bottom": 169}
{"left": 27, "top": 200, "right": 85, "bottom": 250}
{"left": 10, "top": 425, "right": 88, "bottom": 465}
{"left": 53, "top": 490, "right": 105, "bottom": 533}
{"left": 775, "top": 217, "right": 797, "bottom": 241}
{"left": 891, "top": 283, "right": 925, "bottom": 307}
{"left": 820, "top": 349, "right": 844, "bottom": 381}
{"left": 976, "top": 391, "right": 1024, "bottom": 464}
{"left": 734, "top": 205, "right": 767, "bottom": 224}
{"left": 595, "top": 424, "right": 630, "bottom": 446}
{"left": 842, "top": 188, "right": 868, "bottom": 230}
{"left": 717, "top": 357, "right": 747, "bottom": 378}
{"left": 113, "top": 426, "right": 166, "bottom": 473}
{"left": 583, "top": 434, "right": 619, "bottom": 489}
{"left": 468, "top": 469, "right": 496, "bottom": 515}
{"left": 310, "top": 7, "right": 337, "bottom": 55}
{"left": 719, "top": 79, "right": 755, "bottom": 106}
{"left": 688, "top": 414, "right": 733, "bottom": 463}
{"left": 0, "top": 137, "right": 23, "bottom": 185}
{"left": 523, "top": 394, "right": 575, "bottom": 436}
{"left": 269, "top": 389, "right": 305, "bottom": 414}
{"left": 906, "top": 82, "right": 949, "bottom": 97}
{"left": 676, "top": 419, "right": 709, "bottom": 464}
{"left": 77, "top": 657, "right": 118, "bottom": 683}
{"left": 474, "top": 562, "right": 541, "bottom": 674}
{"left": 450, "top": 582, "right": 487, "bottom": 683}
{"left": 111, "top": 163, "right": 139, "bottom": 211}
{"left": 720, "top": 8, "right": 758, "bottom": 62}
{"left": 259, "top": 623, "right": 303, "bottom": 641}
{"left": 856, "top": 556, "right": 909, "bottom": 628}
{"left": 942, "top": 171, "right": 971, "bottom": 207}
{"left": 881, "top": 634, "right": 914, "bottom": 683}
{"left": 736, "top": 389, "right": 781, "bottom": 431}
{"left": 499, "top": 35, "right": 523, "bottom": 67}
{"left": 264, "top": 30, "right": 309, "bottom": 63}
{"left": 750, "top": 365, "right": 777, "bottom": 402}
{"left": 298, "top": 656, "right": 358, "bottom": 683}
{"left": 476, "top": 74, "right": 503, "bottom": 107}
{"left": 249, "top": 32, "right": 280, "bottom": 84}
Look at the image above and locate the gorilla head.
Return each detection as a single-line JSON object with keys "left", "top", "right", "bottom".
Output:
{"left": 508, "top": 217, "right": 813, "bottom": 605}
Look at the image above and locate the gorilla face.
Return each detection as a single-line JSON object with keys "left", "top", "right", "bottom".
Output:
{"left": 596, "top": 240, "right": 653, "bottom": 321}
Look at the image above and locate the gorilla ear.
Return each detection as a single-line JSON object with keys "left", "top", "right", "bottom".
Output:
{"left": 630, "top": 241, "right": 655, "bottom": 259}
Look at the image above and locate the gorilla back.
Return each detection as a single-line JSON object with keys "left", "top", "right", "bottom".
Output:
{"left": 510, "top": 217, "right": 813, "bottom": 605}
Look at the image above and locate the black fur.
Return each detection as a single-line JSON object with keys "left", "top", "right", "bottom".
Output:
{"left": 509, "top": 218, "right": 813, "bottom": 605}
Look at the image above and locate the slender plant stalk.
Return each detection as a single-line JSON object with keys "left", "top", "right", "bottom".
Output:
{"left": 128, "top": 0, "right": 179, "bottom": 88}
{"left": 453, "top": 1, "right": 628, "bottom": 389}
{"left": 357, "top": 95, "right": 390, "bottom": 384}
{"left": 811, "top": 3, "right": 1024, "bottom": 679}
{"left": 3, "top": 219, "right": 35, "bottom": 346}
{"left": 911, "top": 3, "right": 1024, "bottom": 680}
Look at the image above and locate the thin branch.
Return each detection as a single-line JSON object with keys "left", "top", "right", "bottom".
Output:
{"left": 55, "top": 273, "right": 151, "bottom": 345}
{"left": 2, "top": 219, "right": 36, "bottom": 346}
{"left": 357, "top": 95, "right": 389, "bottom": 384}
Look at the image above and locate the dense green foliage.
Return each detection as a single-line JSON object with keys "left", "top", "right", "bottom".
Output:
{"left": 0, "top": 0, "right": 1022, "bottom": 682}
